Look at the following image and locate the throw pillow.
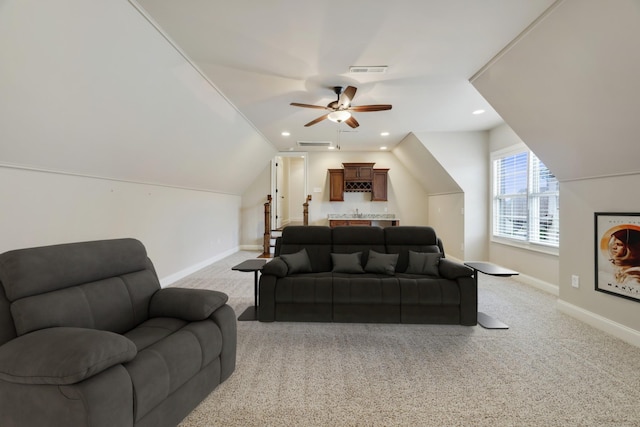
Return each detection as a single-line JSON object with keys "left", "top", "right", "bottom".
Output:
{"left": 280, "top": 248, "right": 312, "bottom": 275}
{"left": 405, "top": 250, "right": 442, "bottom": 276}
{"left": 331, "top": 252, "right": 365, "bottom": 273}
{"left": 364, "top": 250, "right": 399, "bottom": 275}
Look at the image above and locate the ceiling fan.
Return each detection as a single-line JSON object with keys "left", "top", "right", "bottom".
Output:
{"left": 290, "top": 86, "right": 392, "bottom": 128}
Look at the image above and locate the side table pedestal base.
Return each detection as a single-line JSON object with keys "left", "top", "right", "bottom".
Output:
{"left": 477, "top": 311, "right": 508, "bottom": 329}
{"left": 238, "top": 306, "right": 258, "bottom": 321}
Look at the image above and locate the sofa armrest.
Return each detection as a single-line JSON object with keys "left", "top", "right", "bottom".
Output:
{"left": 261, "top": 257, "right": 288, "bottom": 278}
{"left": 258, "top": 274, "right": 277, "bottom": 321}
{"left": 150, "top": 288, "right": 229, "bottom": 321}
{"left": 0, "top": 327, "right": 136, "bottom": 385}
{"left": 438, "top": 258, "right": 474, "bottom": 279}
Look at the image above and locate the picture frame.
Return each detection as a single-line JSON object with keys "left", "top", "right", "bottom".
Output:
{"left": 594, "top": 212, "right": 640, "bottom": 302}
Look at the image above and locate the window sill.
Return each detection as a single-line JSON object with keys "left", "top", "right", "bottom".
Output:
{"left": 491, "top": 237, "right": 559, "bottom": 256}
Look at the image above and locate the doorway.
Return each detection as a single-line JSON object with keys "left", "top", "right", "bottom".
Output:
{"left": 271, "top": 153, "right": 308, "bottom": 230}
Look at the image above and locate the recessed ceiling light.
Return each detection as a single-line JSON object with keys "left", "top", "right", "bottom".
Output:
{"left": 472, "top": 109, "right": 485, "bottom": 115}
{"left": 380, "top": 132, "right": 390, "bottom": 136}
{"left": 328, "top": 146, "right": 335, "bottom": 150}
{"left": 281, "top": 131, "right": 290, "bottom": 136}
{"left": 380, "top": 146, "right": 387, "bottom": 150}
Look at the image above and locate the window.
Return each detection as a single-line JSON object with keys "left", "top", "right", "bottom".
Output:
{"left": 492, "top": 147, "right": 559, "bottom": 248}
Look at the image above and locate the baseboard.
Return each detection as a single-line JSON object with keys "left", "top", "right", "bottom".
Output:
{"left": 159, "top": 246, "right": 239, "bottom": 287}
{"left": 240, "top": 244, "right": 263, "bottom": 251}
{"left": 513, "top": 273, "right": 559, "bottom": 296}
{"left": 557, "top": 299, "right": 640, "bottom": 348}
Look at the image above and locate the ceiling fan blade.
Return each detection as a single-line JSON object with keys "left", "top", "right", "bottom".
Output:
{"left": 290, "top": 102, "right": 329, "bottom": 110}
{"left": 304, "top": 114, "right": 329, "bottom": 127}
{"left": 345, "top": 116, "right": 359, "bottom": 129}
{"left": 338, "top": 86, "right": 357, "bottom": 108}
{"left": 349, "top": 104, "right": 392, "bottom": 112}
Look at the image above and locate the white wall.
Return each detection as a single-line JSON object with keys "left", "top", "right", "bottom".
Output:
{"left": 0, "top": 166, "right": 240, "bottom": 285}
{"left": 0, "top": 0, "right": 276, "bottom": 195}
{"left": 306, "top": 151, "right": 430, "bottom": 227}
{"left": 240, "top": 163, "right": 271, "bottom": 250}
{"left": 471, "top": 0, "right": 640, "bottom": 183}
{"left": 560, "top": 175, "right": 640, "bottom": 335}
{"left": 0, "top": 0, "right": 280, "bottom": 283}
{"left": 240, "top": 150, "right": 432, "bottom": 248}
{"left": 427, "top": 193, "right": 465, "bottom": 259}
{"left": 413, "top": 131, "right": 490, "bottom": 261}
{"left": 471, "top": 1, "right": 640, "bottom": 343}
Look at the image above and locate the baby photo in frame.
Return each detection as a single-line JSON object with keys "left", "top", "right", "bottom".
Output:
{"left": 595, "top": 212, "right": 640, "bottom": 302}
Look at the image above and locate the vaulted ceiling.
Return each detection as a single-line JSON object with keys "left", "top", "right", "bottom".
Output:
{"left": 134, "top": 0, "right": 556, "bottom": 152}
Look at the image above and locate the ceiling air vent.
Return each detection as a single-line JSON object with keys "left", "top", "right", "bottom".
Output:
{"left": 349, "top": 66, "right": 388, "bottom": 74}
{"left": 297, "top": 141, "right": 332, "bottom": 147}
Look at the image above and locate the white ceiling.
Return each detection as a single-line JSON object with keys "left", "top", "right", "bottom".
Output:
{"left": 135, "top": 0, "right": 556, "bottom": 152}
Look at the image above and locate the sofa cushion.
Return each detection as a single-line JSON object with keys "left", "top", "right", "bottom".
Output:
{"left": 279, "top": 226, "right": 332, "bottom": 273}
{"left": 405, "top": 251, "right": 442, "bottom": 276}
{"left": 274, "top": 274, "right": 333, "bottom": 303}
{"left": 399, "top": 278, "right": 461, "bottom": 305}
{"left": 10, "top": 270, "right": 159, "bottom": 336}
{"left": 331, "top": 252, "right": 365, "bottom": 273}
{"left": 384, "top": 227, "right": 442, "bottom": 272}
{"left": 124, "top": 317, "right": 188, "bottom": 351}
{"left": 0, "top": 238, "right": 151, "bottom": 301}
{"left": 281, "top": 249, "right": 313, "bottom": 274}
{"left": 124, "top": 319, "right": 223, "bottom": 422}
{"left": 333, "top": 277, "right": 400, "bottom": 304}
{"left": 332, "top": 227, "right": 386, "bottom": 265}
{"left": 364, "top": 250, "right": 399, "bottom": 275}
{"left": 0, "top": 327, "right": 137, "bottom": 385}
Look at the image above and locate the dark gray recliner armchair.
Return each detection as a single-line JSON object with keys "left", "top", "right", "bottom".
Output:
{"left": 0, "top": 238, "right": 236, "bottom": 427}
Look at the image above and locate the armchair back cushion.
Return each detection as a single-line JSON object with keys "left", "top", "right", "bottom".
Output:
{"left": 0, "top": 239, "right": 160, "bottom": 336}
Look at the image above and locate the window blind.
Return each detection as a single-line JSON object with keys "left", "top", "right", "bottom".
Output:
{"left": 493, "top": 150, "right": 559, "bottom": 247}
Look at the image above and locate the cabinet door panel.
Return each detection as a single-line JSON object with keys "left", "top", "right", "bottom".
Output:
{"left": 371, "top": 169, "right": 388, "bottom": 201}
{"left": 329, "top": 170, "right": 344, "bottom": 201}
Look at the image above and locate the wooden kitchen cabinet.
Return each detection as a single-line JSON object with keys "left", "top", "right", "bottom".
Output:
{"left": 329, "top": 219, "right": 372, "bottom": 228}
{"left": 328, "top": 169, "right": 344, "bottom": 201}
{"left": 371, "top": 169, "right": 389, "bottom": 201}
{"left": 328, "top": 164, "right": 388, "bottom": 202}
{"left": 343, "top": 163, "right": 374, "bottom": 182}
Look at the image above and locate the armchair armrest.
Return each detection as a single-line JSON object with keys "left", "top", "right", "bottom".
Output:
{"left": 149, "top": 288, "right": 229, "bottom": 321}
{"left": 438, "top": 258, "right": 474, "bottom": 280}
{"left": 0, "top": 327, "right": 136, "bottom": 385}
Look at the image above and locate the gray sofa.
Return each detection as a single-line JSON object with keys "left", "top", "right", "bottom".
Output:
{"left": 0, "top": 238, "right": 236, "bottom": 427}
{"left": 259, "top": 226, "right": 476, "bottom": 325}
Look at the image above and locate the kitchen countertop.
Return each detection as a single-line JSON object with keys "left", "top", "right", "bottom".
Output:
{"left": 327, "top": 213, "right": 396, "bottom": 220}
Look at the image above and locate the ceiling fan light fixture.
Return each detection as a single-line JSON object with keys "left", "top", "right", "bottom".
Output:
{"left": 327, "top": 110, "right": 351, "bottom": 123}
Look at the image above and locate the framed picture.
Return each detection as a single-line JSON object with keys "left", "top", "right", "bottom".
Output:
{"left": 595, "top": 212, "right": 640, "bottom": 302}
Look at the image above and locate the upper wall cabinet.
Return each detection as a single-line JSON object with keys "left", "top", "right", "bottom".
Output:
{"left": 343, "top": 163, "right": 374, "bottom": 182}
{"left": 328, "top": 163, "right": 388, "bottom": 201}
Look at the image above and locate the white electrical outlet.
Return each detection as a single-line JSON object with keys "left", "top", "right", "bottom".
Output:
{"left": 571, "top": 275, "right": 580, "bottom": 288}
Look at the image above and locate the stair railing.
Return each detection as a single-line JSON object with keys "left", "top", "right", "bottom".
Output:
{"left": 263, "top": 195, "right": 272, "bottom": 256}
{"left": 303, "top": 194, "right": 312, "bottom": 226}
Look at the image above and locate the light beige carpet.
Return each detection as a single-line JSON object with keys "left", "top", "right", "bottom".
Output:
{"left": 173, "top": 251, "right": 640, "bottom": 427}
